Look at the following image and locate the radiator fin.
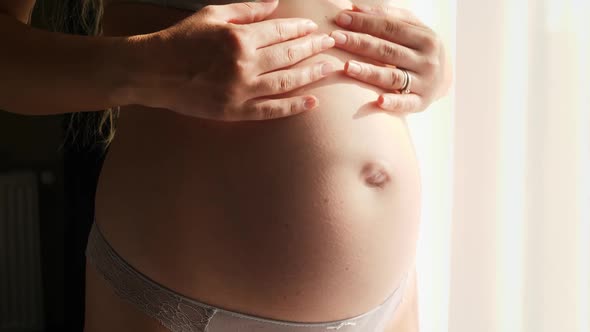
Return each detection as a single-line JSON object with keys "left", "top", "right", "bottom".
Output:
{"left": 0, "top": 171, "right": 45, "bottom": 330}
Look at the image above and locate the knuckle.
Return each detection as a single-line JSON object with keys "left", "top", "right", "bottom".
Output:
{"left": 256, "top": 79, "right": 269, "bottom": 93}
{"left": 257, "top": 77, "right": 274, "bottom": 93}
{"left": 278, "top": 75, "right": 293, "bottom": 91}
{"left": 360, "top": 34, "right": 373, "bottom": 50}
{"left": 389, "top": 97, "right": 401, "bottom": 109}
{"left": 222, "top": 34, "right": 255, "bottom": 80}
{"left": 259, "top": 103, "right": 281, "bottom": 120}
{"left": 275, "top": 22, "right": 288, "bottom": 41}
{"left": 243, "top": 74, "right": 258, "bottom": 90}
{"left": 347, "top": 35, "right": 360, "bottom": 49}
{"left": 229, "top": 58, "right": 251, "bottom": 85}
{"left": 311, "top": 35, "right": 323, "bottom": 53}
{"left": 233, "top": 57, "right": 249, "bottom": 74}
{"left": 367, "top": 67, "right": 380, "bottom": 82}
{"left": 289, "top": 100, "right": 299, "bottom": 115}
{"left": 240, "top": 2, "right": 256, "bottom": 11}
{"left": 384, "top": 20, "right": 399, "bottom": 35}
{"left": 223, "top": 27, "right": 249, "bottom": 55}
{"left": 286, "top": 45, "right": 298, "bottom": 63}
{"left": 294, "top": 20, "right": 304, "bottom": 36}
{"left": 350, "top": 34, "right": 370, "bottom": 50}
{"left": 198, "top": 5, "right": 216, "bottom": 16}
{"left": 379, "top": 42, "right": 398, "bottom": 59}
{"left": 238, "top": 2, "right": 257, "bottom": 22}
{"left": 423, "top": 55, "right": 440, "bottom": 71}
{"left": 390, "top": 70, "right": 401, "bottom": 87}
{"left": 358, "top": 16, "right": 370, "bottom": 31}
{"left": 237, "top": 75, "right": 255, "bottom": 97}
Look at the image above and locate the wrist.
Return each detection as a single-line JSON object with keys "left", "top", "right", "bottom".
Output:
{"left": 105, "top": 32, "right": 159, "bottom": 107}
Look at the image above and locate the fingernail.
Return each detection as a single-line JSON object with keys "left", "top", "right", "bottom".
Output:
{"left": 337, "top": 13, "right": 352, "bottom": 26}
{"left": 347, "top": 61, "right": 361, "bottom": 75}
{"left": 379, "top": 95, "right": 391, "bottom": 107}
{"left": 322, "top": 36, "right": 335, "bottom": 49}
{"left": 321, "top": 62, "right": 334, "bottom": 76}
{"left": 331, "top": 31, "right": 347, "bottom": 45}
{"left": 304, "top": 97, "right": 317, "bottom": 110}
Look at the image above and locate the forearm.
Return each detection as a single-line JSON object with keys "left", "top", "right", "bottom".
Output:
{"left": 0, "top": 12, "right": 144, "bottom": 115}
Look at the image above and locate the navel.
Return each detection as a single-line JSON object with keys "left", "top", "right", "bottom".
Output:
{"left": 360, "top": 160, "right": 393, "bottom": 188}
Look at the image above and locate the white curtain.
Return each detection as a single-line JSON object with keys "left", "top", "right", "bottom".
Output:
{"left": 406, "top": 0, "right": 590, "bottom": 331}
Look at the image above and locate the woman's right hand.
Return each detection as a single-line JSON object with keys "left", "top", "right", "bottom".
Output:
{"left": 128, "top": 0, "right": 336, "bottom": 121}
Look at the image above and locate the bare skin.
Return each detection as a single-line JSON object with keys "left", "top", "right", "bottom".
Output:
{"left": 0, "top": 0, "right": 334, "bottom": 117}
{"left": 84, "top": 261, "right": 420, "bottom": 331}
{"left": 0, "top": 0, "right": 452, "bottom": 330}
{"left": 90, "top": 0, "right": 421, "bottom": 331}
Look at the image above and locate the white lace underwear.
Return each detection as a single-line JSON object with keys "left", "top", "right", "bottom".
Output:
{"left": 85, "top": 220, "right": 408, "bottom": 332}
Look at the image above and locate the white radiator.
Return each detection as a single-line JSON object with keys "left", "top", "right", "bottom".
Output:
{"left": 0, "top": 171, "right": 45, "bottom": 331}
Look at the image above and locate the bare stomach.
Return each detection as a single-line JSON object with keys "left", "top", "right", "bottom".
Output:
{"left": 91, "top": 0, "right": 422, "bottom": 329}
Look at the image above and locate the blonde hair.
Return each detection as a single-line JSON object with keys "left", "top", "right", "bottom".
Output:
{"left": 49, "top": 0, "right": 119, "bottom": 151}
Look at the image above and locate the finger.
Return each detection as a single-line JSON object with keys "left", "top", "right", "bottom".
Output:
{"left": 333, "top": 10, "right": 428, "bottom": 50}
{"left": 351, "top": 4, "right": 426, "bottom": 28}
{"left": 256, "top": 33, "right": 335, "bottom": 74}
{"left": 208, "top": 0, "right": 278, "bottom": 24}
{"left": 344, "top": 61, "right": 419, "bottom": 93}
{"left": 330, "top": 30, "right": 418, "bottom": 70}
{"left": 377, "top": 93, "right": 424, "bottom": 113}
{"left": 242, "top": 95, "right": 319, "bottom": 121}
{"left": 247, "top": 18, "right": 319, "bottom": 49}
{"left": 254, "top": 61, "right": 336, "bottom": 96}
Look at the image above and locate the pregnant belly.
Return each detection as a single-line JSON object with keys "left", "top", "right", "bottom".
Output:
{"left": 94, "top": 83, "right": 421, "bottom": 322}
{"left": 94, "top": 0, "right": 421, "bottom": 323}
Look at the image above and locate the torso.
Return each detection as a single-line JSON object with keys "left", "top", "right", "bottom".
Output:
{"left": 87, "top": 0, "right": 421, "bottom": 331}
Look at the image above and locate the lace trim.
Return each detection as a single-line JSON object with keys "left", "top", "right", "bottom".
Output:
{"left": 86, "top": 221, "right": 409, "bottom": 332}
{"left": 85, "top": 222, "right": 217, "bottom": 332}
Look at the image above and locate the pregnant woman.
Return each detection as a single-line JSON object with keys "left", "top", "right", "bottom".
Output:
{"left": 1, "top": 0, "right": 452, "bottom": 330}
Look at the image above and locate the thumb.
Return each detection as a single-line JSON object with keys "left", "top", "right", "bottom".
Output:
{"left": 214, "top": 0, "right": 279, "bottom": 24}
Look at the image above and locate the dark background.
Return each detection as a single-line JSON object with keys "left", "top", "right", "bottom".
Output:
{"left": 1, "top": 107, "right": 101, "bottom": 332}
{"left": 1, "top": 2, "right": 107, "bottom": 331}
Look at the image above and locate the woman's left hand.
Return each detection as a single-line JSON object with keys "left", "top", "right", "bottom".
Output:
{"left": 330, "top": 4, "right": 452, "bottom": 113}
